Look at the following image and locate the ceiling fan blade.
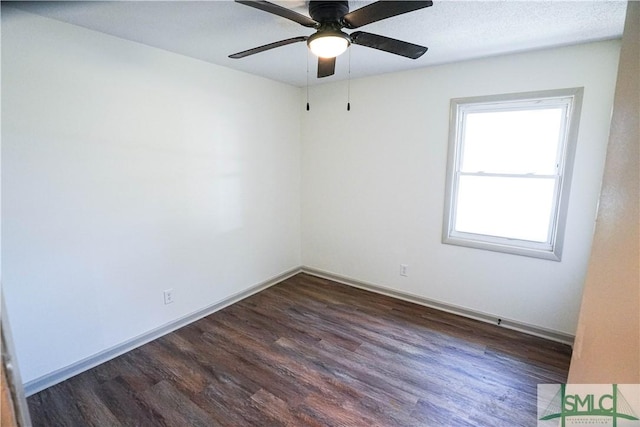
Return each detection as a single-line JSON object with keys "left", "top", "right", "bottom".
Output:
{"left": 342, "top": 1, "right": 433, "bottom": 29}
{"left": 317, "top": 56, "right": 336, "bottom": 78}
{"left": 236, "top": 0, "right": 318, "bottom": 28}
{"left": 351, "top": 31, "right": 428, "bottom": 59}
{"left": 229, "top": 36, "right": 308, "bottom": 59}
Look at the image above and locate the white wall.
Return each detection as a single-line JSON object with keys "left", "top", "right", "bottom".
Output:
{"left": 1, "top": 8, "right": 301, "bottom": 384}
{"left": 302, "top": 40, "right": 620, "bottom": 336}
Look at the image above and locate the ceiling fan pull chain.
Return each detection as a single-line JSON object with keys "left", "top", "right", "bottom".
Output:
{"left": 347, "top": 48, "right": 351, "bottom": 111}
{"left": 306, "top": 50, "right": 310, "bottom": 111}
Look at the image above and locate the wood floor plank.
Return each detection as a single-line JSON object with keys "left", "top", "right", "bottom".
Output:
{"left": 139, "top": 381, "right": 213, "bottom": 427}
{"left": 27, "top": 273, "right": 572, "bottom": 426}
{"left": 57, "top": 374, "right": 123, "bottom": 427}
{"left": 92, "top": 376, "right": 168, "bottom": 426}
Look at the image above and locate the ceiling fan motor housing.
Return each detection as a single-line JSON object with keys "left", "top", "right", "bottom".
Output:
{"left": 307, "top": 0, "right": 352, "bottom": 55}
{"left": 309, "top": 1, "right": 349, "bottom": 23}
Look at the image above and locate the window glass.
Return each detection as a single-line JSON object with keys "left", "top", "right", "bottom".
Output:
{"left": 461, "top": 108, "right": 564, "bottom": 175}
{"left": 455, "top": 176, "right": 556, "bottom": 242}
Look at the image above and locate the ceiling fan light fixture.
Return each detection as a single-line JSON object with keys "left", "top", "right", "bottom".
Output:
{"left": 307, "top": 32, "right": 350, "bottom": 58}
{"left": 230, "top": 0, "right": 433, "bottom": 78}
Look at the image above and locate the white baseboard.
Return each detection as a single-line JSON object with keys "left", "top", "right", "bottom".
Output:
{"left": 301, "top": 266, "right": 575, "bottom": 346}
{"left": 23, "top": 267, "right": 301, "bottom": 396}
{"left": 25, "top": 265, "right": 574, "bottom": 396}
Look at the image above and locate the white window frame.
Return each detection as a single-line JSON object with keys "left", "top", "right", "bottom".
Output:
{"left": 442, "top": 88, "right": 583, "bottom": 261}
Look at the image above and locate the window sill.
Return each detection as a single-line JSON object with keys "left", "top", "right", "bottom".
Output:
{"left": 442, "top": 234, "right": 562, "bottom": 261}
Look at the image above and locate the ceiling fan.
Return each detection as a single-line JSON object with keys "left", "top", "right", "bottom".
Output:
{"left": 229, "top": 0, "right": 433, "bottom": 78}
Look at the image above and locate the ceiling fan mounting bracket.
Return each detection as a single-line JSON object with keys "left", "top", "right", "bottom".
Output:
{"left": 309, "top": 1, "right": 349, "bottom": 23}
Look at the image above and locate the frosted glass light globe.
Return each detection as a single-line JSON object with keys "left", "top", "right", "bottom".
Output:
{"left": 308, "top": 35, "right": 349, "bottom": 58}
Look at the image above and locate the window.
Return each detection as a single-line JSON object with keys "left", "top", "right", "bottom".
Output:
{"left": 442, "top": 88, "right": 583, "bottom": 261}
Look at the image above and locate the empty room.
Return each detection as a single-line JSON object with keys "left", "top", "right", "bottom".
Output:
{"left": 1, "top": 1, "right": 638, "bottom": 426}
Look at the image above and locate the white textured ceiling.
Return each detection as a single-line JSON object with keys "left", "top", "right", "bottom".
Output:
{"left": 5, "top": 0, "right": 627, "bottom": 87}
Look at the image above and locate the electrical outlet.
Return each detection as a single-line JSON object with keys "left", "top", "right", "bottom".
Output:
{"left": 163, "top": 289, "right": 174, "bottom": 305}
{"left": 400, "top": 264, "right": 408, "bottom": 277}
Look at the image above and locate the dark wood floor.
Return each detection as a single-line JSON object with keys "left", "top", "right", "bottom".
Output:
{"left": 28, "top": 273, "right": 572, "bottom": 426}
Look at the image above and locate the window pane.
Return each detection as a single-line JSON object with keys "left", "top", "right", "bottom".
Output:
{"left": 454, "top": 175, "right": 556, "bottom": 242}
{"left": 461, "top": 108, "right": 564, "bottom": 175}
